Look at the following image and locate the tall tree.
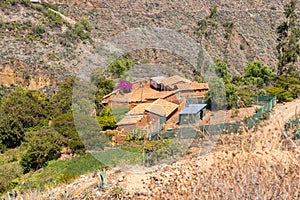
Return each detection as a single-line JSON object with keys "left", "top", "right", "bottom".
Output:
{"left": 276, "top": 0, "right": 300, "bottom": 75}
{"left": 48, "top": 77, "right": 75, "bottom": 117}
{"left": 0, "top": 88, "right": 48, "bottom": 148}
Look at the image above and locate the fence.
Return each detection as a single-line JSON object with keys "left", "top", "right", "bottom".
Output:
{"left": 149, "top": 96, "right": 276, "bottom": 140}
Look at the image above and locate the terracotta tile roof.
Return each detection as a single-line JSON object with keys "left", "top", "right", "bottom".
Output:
{"left": 146, "top": 91, "right": 175, "bottom": 100}
{"left": 175, "top": 82, "right": 193, "bottom": 90}
{"left": 190, "top": 82, "right": 209, "bottom": 90}
{"left": 101, "top": 89, "right": 119, "bottom": 101}
{"left": 174, "top": 81, "right": 209, "bottom": 91}
{"left": 145, "top": 99, "right": 178, "bottom": 117}
{"left": 101, "top": 77, "right": 208, "bottom": 104}
{"left": 117, "top": 116, "right": 143, "bottom": 125}
{"left": 127, "top": 103, "right": 152, "bottom": 115}
{"left": 160, "top": 75, "right": 191, "bottom": 86}
{"left": 129, "top": 83, "right": 160, "bottom": 102}
{"left": 111, "top": 92, "right": 132, "bottom": 102}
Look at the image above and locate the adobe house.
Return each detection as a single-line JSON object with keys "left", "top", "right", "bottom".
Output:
{"left": 117, "top": 99, "right": 178, "bottom": 133}
{"left": 116, "top": 115, "right": 144, "bottom": 133}
{"left": 102, "top": 76, "right": 208, "bottom": 110}
{"left": 150, "top": 75, "right": 191, "bottom": 91}
{"left": 116, "top": 103, "right": 150, "bottom": 132}
{"left": 179, "top": 104, "right": 207, "bottom": 125}
{"left": 145, "top": 98, "right": 179, "bottom": 123}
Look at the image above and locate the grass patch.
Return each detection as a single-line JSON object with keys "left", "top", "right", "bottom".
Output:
{"left": 14, "top": 149, "right": 140, "bottom": 193}
{"left": 92, "top": 148, "right": 142, "bottom": 167}
{"left": 112, "top": 108, "right": 130, "bottom": 122}
{"left": 62, "top": 154, "right": 104, "bottom": 176}
{"left": 16, "top": 153, "right": 104, "bottom": 192}
{"left": 0, "top": 146, "right": 26, "bottom": 194}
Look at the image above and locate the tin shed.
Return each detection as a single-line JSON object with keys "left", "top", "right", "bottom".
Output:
{"left": 179, "top": 104, "right": 207, "bottom": 125}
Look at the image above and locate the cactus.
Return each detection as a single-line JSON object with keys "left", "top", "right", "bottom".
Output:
{"left": 98, "top": 168, "right": 108, "bottom": 189}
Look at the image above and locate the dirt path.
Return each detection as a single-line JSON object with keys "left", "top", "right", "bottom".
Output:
{"left": 259, "top": 99, "right": 300, "bottom": 137}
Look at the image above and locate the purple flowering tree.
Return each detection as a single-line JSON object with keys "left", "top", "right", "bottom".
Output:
{"left": 116, "top": 80, "right": 132, "bottom": 92}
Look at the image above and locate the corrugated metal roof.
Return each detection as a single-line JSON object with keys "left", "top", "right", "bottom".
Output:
{"left": 150, "top": 76, "right": 165, "bottom": 84}
{"left": 179, "top": 104, "right": 207, "bottom": 115}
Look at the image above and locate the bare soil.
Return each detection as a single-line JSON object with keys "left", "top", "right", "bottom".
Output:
{"left": 19, "top": 98, "right": 300, "bottom": 199}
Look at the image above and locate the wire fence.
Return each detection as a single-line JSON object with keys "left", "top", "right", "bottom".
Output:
{"left": 149, "top": 96, "right": 276, "bottom": 140}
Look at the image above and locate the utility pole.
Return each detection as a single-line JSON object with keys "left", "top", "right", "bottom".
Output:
{"left": 140, "top": 81, "right": 143, "bottom": 102}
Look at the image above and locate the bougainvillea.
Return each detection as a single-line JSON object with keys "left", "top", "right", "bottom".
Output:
{"left": 116, "top": 80, "right": 132, "bottom": 92}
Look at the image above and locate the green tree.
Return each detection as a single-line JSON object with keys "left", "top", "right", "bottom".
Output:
{"left": 91, "top": 67, "right": 116, "bottom": 113}
{"left": 94, "top": 77, "right": 115, "bottom": 113}
{"left": 107, "top": 58, "right": 133, "bottom": 78}
{"left": 21, "top": 127, "right": 63, "bottom": 173}
{"left": 244, "top": 60, "right": 275, "bottom": 87}
{"left": 51, "top": 112, "right": 85, "bottom": 155}
{"left": 0, "top": 88, "right": 48, "bottom": 148}
{"left": 274, "top": 76, "right": 300, "bottom": 98}
{"left": 276, "top": 0, "right": 300, "bottom": 75}
{"left": 74, "top": 113, "right": 111, "bottom": 151}
{"left": 48, "top": 77, "right": 74, "bottom": 117}
{"left": 214, "top": 59, "right": 232, "bottom": 83}
{"left": 225, "top": 83, "right": 238, "bottom": 109}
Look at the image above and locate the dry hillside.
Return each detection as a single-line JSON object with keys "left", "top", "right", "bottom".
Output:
{"left": 0, "top": 0, "right": 296, "bottom": 89}
{"left": 15, "top": 98, "right": 300, "bottom": 199}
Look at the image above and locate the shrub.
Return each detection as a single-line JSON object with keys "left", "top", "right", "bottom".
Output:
{"left": 97, "top": 116, "right": 117, "bottom": 131}
{"left": 31, "top": 24, "right": 45, "bottom": 37}
{"left": 61, "top": 19, "right": 92, "bottom": 46}
{"left": 107, "top": 58, "right": 133, "bottom": 78}
{"left": 145, "top": 139, "right": 187, "bottom": 166}
{"left": 0, "top": 163, "right": 22, "bottom": 193}
{"left": 244, "top": 61, "right": 275, "bottom": 86}
{"left": 266, "top": 87, "right": 294, "bottom": 102}
{"left": 125, "top": 129, "right": 147, "bottom": 142}
{"left": 0, "top": 88, "right": 48, "bottom": 148}
{"left": 21, "top": 127, "right": 63, "bottom": 173}
{"left": 46, "top": 9, "right": 65, "bottom": 28}
{"left": 231, "top": 108, "right": 240, "bottom": 118}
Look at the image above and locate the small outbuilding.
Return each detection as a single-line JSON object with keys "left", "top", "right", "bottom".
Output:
{"left": 150, "top": 76, "right": 165, "bottom": 90}
{"left": 179, "top": 104, "right": 207, "bottom": 125}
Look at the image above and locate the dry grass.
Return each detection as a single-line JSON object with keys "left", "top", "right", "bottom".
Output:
{"left": 14, "top": 133, "right": 300, "bottom": 200}
{"left": 15, "top": 101, "right": 300, "bottom": 200}
{"left": 135, "top": 123, "right": 299, "bottom": 200}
